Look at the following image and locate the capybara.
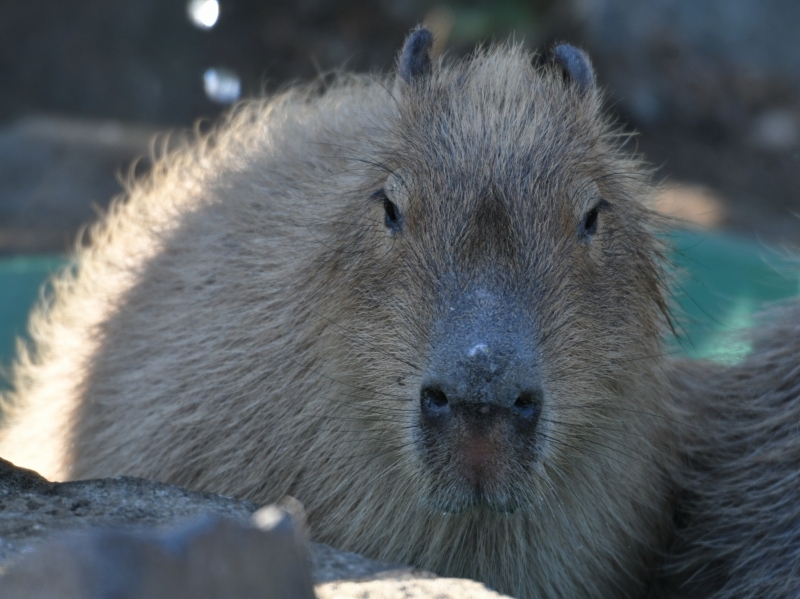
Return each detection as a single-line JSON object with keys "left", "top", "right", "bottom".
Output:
{"left": 3, "top": 27, "right": 799, "bottom": 599}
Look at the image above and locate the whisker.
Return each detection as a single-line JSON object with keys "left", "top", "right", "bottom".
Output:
{"left": 539, "top": 416, "right": 651, "bottom": 442}
{"left": 554, "top": 404, "right": 696, "bottom": 429}
{"left": 547, "top": 428, "right": 650, "bottom": 467}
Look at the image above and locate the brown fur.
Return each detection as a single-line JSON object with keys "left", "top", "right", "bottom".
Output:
{"left": 652, "top": 307, "right": 800, "bottom": 599}
{"left": 0, "top": 37, "right": 797, "bottom": 599}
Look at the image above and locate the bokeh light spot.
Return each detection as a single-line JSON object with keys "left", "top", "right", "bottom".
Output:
{"left": 187, "top": 0, "right": 219, "bottom": 30}
{"left": 203, "top": 68, "right": 241, "bottom": 104}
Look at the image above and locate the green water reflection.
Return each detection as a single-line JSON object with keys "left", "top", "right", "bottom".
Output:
{"left": 668, "top": 230, "right": 798, "bottom": 362}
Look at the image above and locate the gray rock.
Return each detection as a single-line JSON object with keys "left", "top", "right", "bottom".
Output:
{"left": 2, "top": 508, "right": 316, "bottom": 599}
{"left": 0, "top": 457, "right": 406, "bottom": 587}
{"left": 311, "top": 542, "right": 412, "bottom": 584}
{"left": 316, "top": 575, "right": 515, "bottom": 599}
{"left": 0, "top": 457, "right": 258, "bottom": 565}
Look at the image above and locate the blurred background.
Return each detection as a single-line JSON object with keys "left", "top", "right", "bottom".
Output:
{"left": 0, "top": 0, "right": 799, "bottom": 371}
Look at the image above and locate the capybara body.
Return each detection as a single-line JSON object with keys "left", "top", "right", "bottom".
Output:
{"left": 657, "top": 308, "right": 800, "bottom": 599}
{"left": 1, "top": 30, "right": 799, "bottom": 599}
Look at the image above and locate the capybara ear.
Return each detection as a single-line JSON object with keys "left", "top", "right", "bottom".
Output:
{"left": 399, "top": 26, "right": 434, "bottom": 83}
{"left": 550, "top": 44, "right": 596, "bottom": 95}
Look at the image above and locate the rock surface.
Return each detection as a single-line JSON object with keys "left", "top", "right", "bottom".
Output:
{"left": 0, "top": 458, "right": 513, "bottom": 597}
{"left": 317, "top": 574, "right": 513, "bottom": 599}
{"left": 0, "top": 457, "right": 461, "bottom": 597}
{"left": 3, "top": 508, "right": 316, "bottom": 599}
{"left": 0, "top": 457, "right": 258, "bottom": 566}
{"left": 0, "top": 457, "right": 405, "bottom": 579}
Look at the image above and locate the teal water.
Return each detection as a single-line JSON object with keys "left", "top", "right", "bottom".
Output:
{"left": 0, "top": 230, "right": 797, "bottom": 385}
{"left": 667, "top": 230, "right": 799, "bottom": 362}
{"left": 0, "top": 256, "right": 69, "bottom": 383}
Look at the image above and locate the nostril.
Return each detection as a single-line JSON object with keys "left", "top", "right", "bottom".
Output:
{"left": 420, "top": 385, "right": 450, "bottom": 418}
{"left": 513, "top": 391, "right": 541, "bottom": 420}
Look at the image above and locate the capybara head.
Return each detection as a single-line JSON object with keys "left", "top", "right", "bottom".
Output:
{"left": 315, "top": 29, "right": 668, "bottom": 522}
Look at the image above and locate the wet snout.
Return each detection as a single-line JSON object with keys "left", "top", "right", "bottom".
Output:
{"left": 420, "top": 288, "right": 543, "bottom": 423}
{"left": 418, "top": 288, "right": 543, "bottom": 496}
{"left": 419, "top": 339, "right": 542, "bottom": 421}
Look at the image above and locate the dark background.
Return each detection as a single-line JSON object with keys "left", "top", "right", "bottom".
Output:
{"left": 1, "top": 0, "right": 799, "bottom": 254}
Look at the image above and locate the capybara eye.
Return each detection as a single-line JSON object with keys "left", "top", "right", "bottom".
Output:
{"left": 383, "top": 197, "right": 401, "bottom": 234}
{"left": 582, "top": 199, "right": 609, "bottom": 239}
{"left": 371, "top": 188, "right": 402, "bottom": 234}
{"left": 583, "top": 207, "right": 599, "bottom": 237}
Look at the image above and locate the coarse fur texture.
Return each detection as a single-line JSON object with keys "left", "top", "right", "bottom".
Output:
{"left": 654, "top": 306, "right": 800, "bottom": 599}
{"left": 0, "top": 31, "right": 798, "bottom": 599}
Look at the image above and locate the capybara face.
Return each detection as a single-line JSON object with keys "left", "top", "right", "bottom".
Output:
{"left": 327, "top": 47, "right": 667, "bottom": 514}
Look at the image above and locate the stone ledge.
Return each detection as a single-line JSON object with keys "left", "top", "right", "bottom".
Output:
{"left": 0, "top": 458, "right": 510, "bottom": 598}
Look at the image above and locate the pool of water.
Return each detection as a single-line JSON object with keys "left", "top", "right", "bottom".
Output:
{"left": 666, "top": 230, "right": 798, "bottom": 361}
{"left": 0, "top": 255, "right": 68, "bottom": 383}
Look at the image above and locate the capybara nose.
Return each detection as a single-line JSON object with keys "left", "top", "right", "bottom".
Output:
{"left": 419, "top": 384, "right": 543, "bottom": 421}
{"left": 420, "top": 289, "right": 543, "bottom": 424}
{"left": 419, "top": 342, "right": 543, "bottom": 422}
